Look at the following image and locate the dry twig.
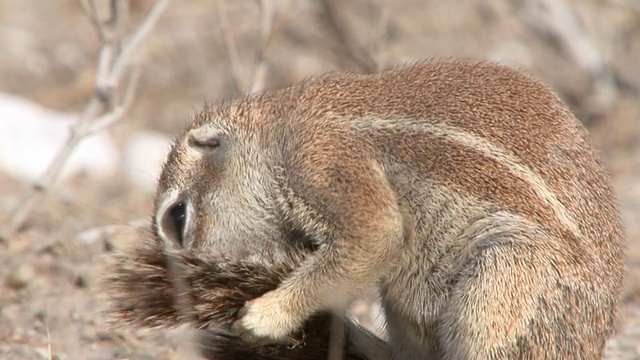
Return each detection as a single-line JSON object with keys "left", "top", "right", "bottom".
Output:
{"left": 368, "top": 1, "right": 388, "bottom": 72}
{"left": 319, "top": 0, "right": 379, "bottom": 73}
{"left": 249, "top": 0, "right": 276, "bottom": 93}
{"left": 328, "top": 314, "right": 346, "bottom": 360}
{"left": 217, "top": 0, "right": 277, "bottom": 94}
{"left": 216, "top": 0, "right": 246, "bottom": 94}
{"left": 2, "top": 0, "right": 170, "bottom": 239}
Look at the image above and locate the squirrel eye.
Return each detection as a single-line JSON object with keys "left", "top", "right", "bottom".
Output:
{"left": 162, "top": 200, "right": 188, "bottom": 247}
{"left": 169, "top": 202, "right": 186, "bottom": 235}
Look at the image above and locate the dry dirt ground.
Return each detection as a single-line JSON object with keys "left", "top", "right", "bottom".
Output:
{"left": 1, "top": 0, "right": 639, "bottom": 359}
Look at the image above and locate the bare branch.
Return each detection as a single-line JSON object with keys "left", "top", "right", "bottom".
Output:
{"left": 327, "top": 314, "right": 346, "bottom": 360}
{"left": 320, "top": 0, "right": 377, "bottom": 73}
{"left": 257, "top": 0, "right": 275, "bottom": 53}
{"left": 77, "top": 0, "right": 106, "bottom": 42}
{"left": 368, "top": 0, "right": 388, "bottom": 72}
{"left": 109, "top": 0, "right": 169, "bottom": 87}
{"left": 89, "top": 63, "right": 142, "bottom": 135}
{"left": 249, "top": 0, "right": 276, "bottom": 93}
{"left": 113, "top": 0, "right": 131, "bottom": 43}
{"left": 217, "top": 0, "right": 246, "bottom": 94}
{"left": 1, "top": 0, "right": 170, "bottom": 238}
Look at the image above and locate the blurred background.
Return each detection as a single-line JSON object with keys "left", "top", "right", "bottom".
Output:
{"left": 0, "top": 0, "right": 639, "bottom": 358}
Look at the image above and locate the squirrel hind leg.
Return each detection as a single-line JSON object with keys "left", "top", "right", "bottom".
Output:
{"left": 437, "top": 233, "right": 610, "bottom": 359}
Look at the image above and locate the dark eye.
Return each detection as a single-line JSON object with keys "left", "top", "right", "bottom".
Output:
{"left": 170, "top": 202, "right": 186, "bottom": 232}
{"left": 162, "top": 201, "right": 187, "bottom": 247}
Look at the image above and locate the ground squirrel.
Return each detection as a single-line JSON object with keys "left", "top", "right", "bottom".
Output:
{"left": 149, "top": 59, "right": 623, "bottom": 359}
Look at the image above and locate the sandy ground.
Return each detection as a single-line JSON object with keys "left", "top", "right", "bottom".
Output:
{"left": 1, "top": 0, "right": 639, "bottom": 359}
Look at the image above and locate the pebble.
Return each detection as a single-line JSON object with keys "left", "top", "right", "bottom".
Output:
{"left": 74, "top": 272, "right": 89, "bottom": 288}
{"left": 6, "top": 264, "right": 35, "bottom": 290}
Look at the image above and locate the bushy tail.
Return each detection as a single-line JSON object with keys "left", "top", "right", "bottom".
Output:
{"left": 103, "top": 241, "right": 388, "bottom": 359}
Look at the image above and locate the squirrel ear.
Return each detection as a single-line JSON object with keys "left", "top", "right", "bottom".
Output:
{"left": 187, "top": 126, "right": 230, "bottom": 168}
{"left": 188, "top": 127, "right": 224, "bottom": 149}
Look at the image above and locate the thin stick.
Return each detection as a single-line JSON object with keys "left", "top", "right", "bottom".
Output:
{"left": 320, "top": 0, "right": 376, "bottom": 73}
{"left": 368, "top": 0, "right": 388, "bottom": 72}
{"left": 108, "top": 0, "right": 169, "bottom": 87}
{"left": 217, "top": 0, "right": 246, "bottom": 94}
{"left": 249, "top": 0, "right": 276, "bottom": 93}
{"left": 1, "top": 0, "right": 170, "bottom": 239}
{"left": 327, "top": 314, "right": 346, "bottom": 360}
{"left": 89, "top": 63, "right": 142, "bottom": 135}
{"left": 46, "top": 321, "right": 53, "bottom": 360}
{"left": 77, "top": 0, "right": 105, "bottom": 42}
{"left": 165, "top": 249, "right": 202, "bottom": 358}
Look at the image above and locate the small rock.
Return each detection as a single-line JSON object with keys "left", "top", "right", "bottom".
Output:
{"left": 74, "top": 272, "right": 89, "bottom": 288}
{"left": 34, "top": 310, "right": 47, "bottom": 321}
{"left": 34, "top": 347, "right": 50, "bottom": 359}
{"left": 6, "top": 264, "right": 35, "bottom": 290}
{"left": 97, "top": 330, "right": 114, "bottom": 341}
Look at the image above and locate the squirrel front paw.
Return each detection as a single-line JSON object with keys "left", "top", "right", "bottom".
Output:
{"left": 231, "top": 290, "right": 304, "bottom": 344}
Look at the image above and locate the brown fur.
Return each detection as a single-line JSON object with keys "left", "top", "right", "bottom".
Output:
{"left": 105, "top": 239, "right": 382, "bottom": 359}
{"left": 147, "top": 59, "right": 623, "bottom": 359}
